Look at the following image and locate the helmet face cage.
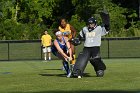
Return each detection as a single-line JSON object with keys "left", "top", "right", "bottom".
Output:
{"left": 88, "top": 17, "right": 97, "bottom": 25}
{"left": 87, "top": 17, "right": 97, "bottom": 32}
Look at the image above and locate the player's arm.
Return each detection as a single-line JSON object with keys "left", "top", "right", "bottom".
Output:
{"left": 77, "top": 29, "right": 85, "bottom": 41}
{"left": 64, "top": 37, "right": 72, "bottom": 58}
{"left": 68, "top": 29, "right": 84, "bottom": 46}
{"left": 100, "top": 11, "right": 110, "bottom": 36}
{"left": 54, "top": 40, "right": 69, "bottom": 59}
{"left": 101, "top": 26, "right": 109, "bottom": 36}
{"left": 70, "top": 25, "right": 76, "bottom": 38}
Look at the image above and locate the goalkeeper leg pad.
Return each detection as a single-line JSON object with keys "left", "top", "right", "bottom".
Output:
{"left": 90, "top": 58, "right": 106, "bottom": 71}
{"left": 72, "top": 52, "right": 89, "bottom": 77}
{"left": 90, "top": 58, "right": 106, "bottom": 77}
{"left": 96, "top": 70, "right": 104, "bottom": 77}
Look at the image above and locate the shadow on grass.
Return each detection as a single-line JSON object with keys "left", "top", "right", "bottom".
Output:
{"left": 10, "top": 90, "right": 140, "bottom": 93}
{"left": 39, "top": 73, "right": 94, "bottom": 77}
{"left": 44, "top": 68, "right": 62, "bottom": 71}
{"left": 39, "top": 73, "right": 66, "bottom": 77}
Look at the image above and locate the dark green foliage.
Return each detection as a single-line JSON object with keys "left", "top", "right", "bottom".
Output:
{"left": 0, "top": 0, "right": 140, "bottom": 40}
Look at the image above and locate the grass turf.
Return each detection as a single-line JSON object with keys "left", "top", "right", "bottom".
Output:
{"left": 0, "top": 59, "right": 140, "bottom": 93}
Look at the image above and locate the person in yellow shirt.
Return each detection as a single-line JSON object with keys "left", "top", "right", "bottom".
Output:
{"left": 58, "top": 18, "right": 77, "bottom": 70}
{"left": 41, "top": 30, "right": 52, "bottom": 61}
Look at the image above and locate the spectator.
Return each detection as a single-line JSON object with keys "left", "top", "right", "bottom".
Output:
{"left": 41, "top": 30, "right": 52, "bottom": 61}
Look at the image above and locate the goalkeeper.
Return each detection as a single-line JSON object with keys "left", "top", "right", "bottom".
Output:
{"left": 71, "top": 12, "right": 110, "bottom": 78}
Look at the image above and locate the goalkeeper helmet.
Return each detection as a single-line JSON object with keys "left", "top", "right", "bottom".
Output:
{"left": 87, "top": 17, "right": 97, "bottom": 25}
{"left": 87, "top": 17, "right": 97, "bottom": 32}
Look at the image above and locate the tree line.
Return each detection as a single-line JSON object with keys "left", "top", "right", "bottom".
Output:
{"left": 0, "top": 0, "right": 140, "bottom": 40}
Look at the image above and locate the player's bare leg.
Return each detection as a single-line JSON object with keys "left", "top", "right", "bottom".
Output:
{"left": 70, "top": 43, "right": 75, "bottom": 72}
{"left": 44, "top": 53, "right": 47, "bottom": 61}
{"left": 48, "top": 52, "right": 51, "bottom": 61}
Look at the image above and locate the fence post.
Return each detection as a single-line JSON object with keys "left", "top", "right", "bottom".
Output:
{"left": 8, "top": 42, "right": 10, "bottom": 61}
{"left": 107, "top": 39, "right": 110, "bottom": 59}
{"left": 40, "top": 44, "right": 42, "bottom": 60}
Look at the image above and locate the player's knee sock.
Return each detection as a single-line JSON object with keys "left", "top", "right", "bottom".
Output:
{"left": 44, "top": 53, "right": 47, "bottom": 60}
{"left": 48, "top": 57, "right": 51, "bottom": 60}
{"left": 63, "top": 61, "right": 70, "bottom": 75}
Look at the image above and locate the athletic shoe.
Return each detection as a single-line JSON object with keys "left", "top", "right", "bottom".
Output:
{"left": 47, "top": 58, "right": 51, "bottom": 61}
{"left": 78, "top": 76, "right": 82, "bottom": 78}
{"left": 67, "top": 72, "right": 72, "bottom": 78}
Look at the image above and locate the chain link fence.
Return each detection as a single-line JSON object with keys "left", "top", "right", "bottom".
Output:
{"left": 0, "top": 37, "right": 140, "bottom": 61}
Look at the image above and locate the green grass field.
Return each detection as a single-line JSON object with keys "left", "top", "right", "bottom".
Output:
{"left": 0, "top": 59, "right": 140, "bottom": 93}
